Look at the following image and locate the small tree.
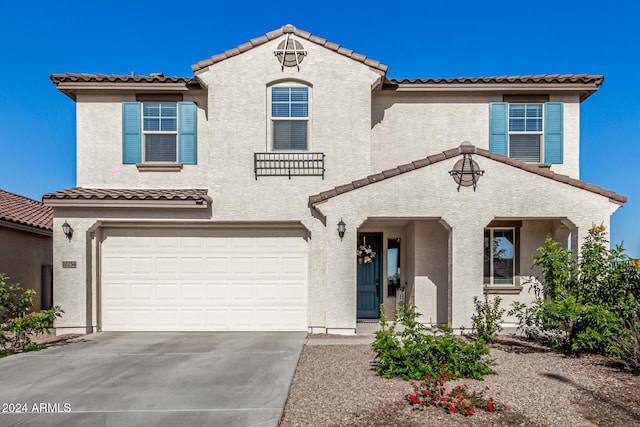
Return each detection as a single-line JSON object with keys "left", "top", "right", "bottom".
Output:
{"left": 471, "top": 292, "right": 505, "bottom": 343}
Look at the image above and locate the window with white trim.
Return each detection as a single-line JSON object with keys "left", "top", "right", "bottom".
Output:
{"left": 271, "top": 87, "right": 308, "bottom": 150}
{"left": 508, "top": 103, "right": 543, "bottom": 163}
{"left": 484, "top": 228, "right": 516, "bottom": 285}
{"left": 143, "top": 103, "right": 178, "bottom": 162}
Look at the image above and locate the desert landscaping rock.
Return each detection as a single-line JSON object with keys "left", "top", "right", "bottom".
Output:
{"left": 281, "top": 336, "right": 640, "bottom": 426}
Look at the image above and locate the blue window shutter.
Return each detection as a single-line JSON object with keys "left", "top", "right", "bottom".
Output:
{"left": 489, "top": 102, "right": 508, "bottom": 156}
{"left": 122, "top": 102, "right": 141, "bottom": 164}
{"left": 178, "top": 102, "right": 197, "bottom": 164}
{"left": 544, "top": 102, "right": 563, "bottom": 164}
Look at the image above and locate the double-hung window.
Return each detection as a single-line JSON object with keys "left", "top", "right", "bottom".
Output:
{"left": 489, "top": 100, "right": 563, "bottom": 163}
{"left": 508, "top": 104, "right": 543, "bottom": 162}
{"left": 122, "top": 101, "right": 197, "bottom": 165}
{"left": 271, "top": 87, "right": 308, "bottom": 150}
{"left": 484, "top": 228, "right": 515, "bottom": 285}
{"left": 143, "top": 103, "right": 178, "bottom": 162}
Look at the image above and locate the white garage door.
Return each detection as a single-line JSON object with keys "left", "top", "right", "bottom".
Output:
{"left": 101, "top": 228, "right": 308, "bottom": 331}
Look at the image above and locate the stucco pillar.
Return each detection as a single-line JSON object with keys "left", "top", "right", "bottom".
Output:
{"left": 52, "top": 216, "right": 92, "bottom": 334}
{"left": 324, "top": 214, "right": 364, "bottom": 334}
{"left": 444, "top": 213, "right": 493, "bottom": 330}
{"left": 570, "top": 216, "right": 612, "bottom": 256}
{"left": 304, "top": 218, "right": 328, "bottom": 333}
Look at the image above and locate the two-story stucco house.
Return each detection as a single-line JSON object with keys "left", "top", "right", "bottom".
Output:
{"left": 45, "top": 25, "right": 626, "bottom": 335}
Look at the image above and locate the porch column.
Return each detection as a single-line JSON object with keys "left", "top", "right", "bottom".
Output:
{"left": 444, "top": 213, "right": 493, "bottom": 330}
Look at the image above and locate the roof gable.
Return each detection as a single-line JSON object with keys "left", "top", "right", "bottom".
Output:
{"left": 191, "top": 24, "right": 388, "bottom": 75}
{"left": 308, "top": 144, "right": 626, "bottom": 206}
{"left": 0, "top": 190, "right": 53, "bottom": 231}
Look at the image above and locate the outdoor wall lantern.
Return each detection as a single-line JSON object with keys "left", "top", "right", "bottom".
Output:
{"left": 62, "top": 220, "right": 73, "bottom": 241}
{"left": 449, "top": 153, "right": 484, "bottom": 192}
{"left": 337, "top": 219, "right": 346, "bottom": 241}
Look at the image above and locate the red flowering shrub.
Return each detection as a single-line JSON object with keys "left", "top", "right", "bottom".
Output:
{"left": 405, "top": 364, "right": 501, "bottom": 416}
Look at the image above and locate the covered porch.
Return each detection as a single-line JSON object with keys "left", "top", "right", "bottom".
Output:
{"left": 355, "top": 217, "right": 577, "bottom": 331}
{"left": 308, "top": 144, "right": 623, "bottom": 334}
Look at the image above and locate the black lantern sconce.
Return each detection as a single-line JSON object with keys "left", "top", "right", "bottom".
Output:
{"left": 62, "top": 220, "right": 73, "bottom": 241}
{"left": 337, "top": 218, "right": 346, "bottom": 241}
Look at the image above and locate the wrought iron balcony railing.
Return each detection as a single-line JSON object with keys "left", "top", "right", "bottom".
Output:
{"left": 254, "top": 152, "right": 325, "bottom": 180}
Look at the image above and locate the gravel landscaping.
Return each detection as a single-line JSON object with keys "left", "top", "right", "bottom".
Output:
{"left": 281, "top": 335, "right": 640, "bottom": 426}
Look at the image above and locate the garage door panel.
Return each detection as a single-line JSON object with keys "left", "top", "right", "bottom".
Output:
{"left": 231, "top": 258, "right": 256, "bottom": 274}
{"left": 156, "top": 257, "right": 179, "bottom": 273}
{"left": 282, "top": 257, "right": 306, "bottom": 274}
{"left": 181, "top": 257, "right": 205, "bottom": 274}
{"left": 102, "top": 229, "right": 307, "bottom": 331}
{"left": 206, "top": 309, "right": 231, "bottom": 329}
{"left": 130, "top": 309, "right": 156, "bottom": 328}
{"left": 205, "top": 258, "right": 230, "bottom": 274}
{"left": 182, "top": 283, "right": 206, "bottom": 300}
{"left": 255, "top": 283, "right": 279, "bottom": 301}
{"left": 130, "top": 283, "right": 153, "bottom": 302}
{"left": 256, "top": 258, "right": 280, "bottom": 274}
{"left": 130, "top": 257, "right": 154, "bottom": 274}
{"left": 205, "top": 283, "right": 231, "bottom": 302}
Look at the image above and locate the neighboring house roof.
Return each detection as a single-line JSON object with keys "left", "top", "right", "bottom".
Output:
{"left": 0, "top": 189, "right": 53, "bottom": 231}
{"left": 308, "top": 144, "right": 627, "bottom": 206}
{"left": 191, "top": 24, "right": 389, "bottom": 75}
{"left": 43, "top": 188, "right": 212, "bottom": 208}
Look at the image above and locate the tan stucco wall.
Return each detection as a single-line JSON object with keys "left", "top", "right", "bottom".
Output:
{"left": 371, "top": 92, "right": 581, "bottom": 178}
{"left": 75, "top": 91, "right": 210, "bottom": 189}
{"left": 0, "top": 226, "right": 52, "bottom": 311}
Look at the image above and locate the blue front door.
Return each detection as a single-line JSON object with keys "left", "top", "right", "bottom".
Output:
{"left": 357, "top": 233, "right": 382, "bottom": 318}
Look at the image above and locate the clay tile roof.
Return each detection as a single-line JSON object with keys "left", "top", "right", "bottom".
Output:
{"left": 387, "top": 74, "right": 604, "bottom": 86}
{"left": 308, "top": 145, "right": 626, "bottom": 206}
{"left": 50, "top": 73, "right": 193, "bottom": 85}
{"left": 0, "top": 189, "right": 53, "bottom": 231}
{"left": 43, "top": 187, "right": 211, "bottom": 203}
{"left": 192, "top": 24, "right": 388, "bottom": 74}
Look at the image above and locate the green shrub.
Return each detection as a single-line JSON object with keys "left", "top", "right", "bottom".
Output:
{"left": 0, "top": 273, "right": 36, "bottom": 320}
{"left": 509, "top": 226, "right": 640, "bottom": 356}
{"left": 0, "top": 273, "right": 63, "bottom": 355}
{"left": 471, "top": 293, "right": 504, "bottom": 343}
{"left": 610, "top": 314, "right": 640, "bottom": 374}
{"left": 372, "top": 305, "right": 495, "bottom": 380}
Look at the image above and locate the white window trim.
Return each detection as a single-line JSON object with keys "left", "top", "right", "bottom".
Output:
{"left": 508, "top": 103, "right": 544, "bottom": 163}
{"left": 267, "top": 82, "right": 312, "bottom": 151}
{"left": 142, "top": 102, "right": 179, "bottom": 163}
{"left": 484, "top": 227, "right": 516, "bottom": 286}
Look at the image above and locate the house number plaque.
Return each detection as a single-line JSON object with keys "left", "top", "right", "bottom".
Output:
{"left": 62, "top": 261, "right": 77, "bottom": 268}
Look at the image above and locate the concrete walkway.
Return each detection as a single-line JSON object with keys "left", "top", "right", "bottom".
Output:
{"left": 306, "top": 335, "right": 375, "bottom": 346}
{"left": 0, "top": 332, "right": 305, "bottom": 427}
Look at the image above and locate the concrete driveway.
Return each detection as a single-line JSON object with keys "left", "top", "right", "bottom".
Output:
{"left": 0, "top": 332, "right": 305, "bottom": 426}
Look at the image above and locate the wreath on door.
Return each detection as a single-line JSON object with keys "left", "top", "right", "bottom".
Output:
{"left": 357, "top": 244, "right": 376, "bottom": 264}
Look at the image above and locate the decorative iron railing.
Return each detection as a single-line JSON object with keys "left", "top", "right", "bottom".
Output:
{"left": 254, "top": 152, "right": 325, "bottom": 179}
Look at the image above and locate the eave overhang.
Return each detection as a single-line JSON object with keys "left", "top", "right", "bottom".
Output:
{"left": 382, "top": 74, "right": 604, "bottom": 102}
{"left": 50, "top": 73, "right": 203, "bottom": 101}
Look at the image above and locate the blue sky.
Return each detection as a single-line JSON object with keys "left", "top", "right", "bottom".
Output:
{"left": 1, "top": 1, "right": 638, "bottom": 257}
